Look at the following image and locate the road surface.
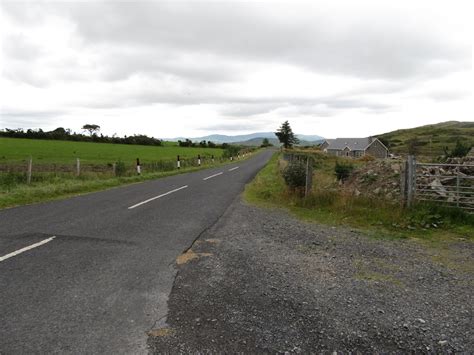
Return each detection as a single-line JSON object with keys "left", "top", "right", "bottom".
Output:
{"left": 0, "top": 150, "right": 273, "bottom": 354}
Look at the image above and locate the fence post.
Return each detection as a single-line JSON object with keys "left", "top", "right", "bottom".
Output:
{"left": 76, "top": 158, "right": 80, "bottom": 176}
{"left": 177, "top": 155, "right": 181, "bottom": 169}
{"left": 305, "top": 156, "right": 313, "bottom": 197}
{"left": 456, "top": 167, "right": 460, "bottom": 207}
{"left": 136, "top": 158, "right": 141, "bottom": 175}
{"left": 406, "top": 155, "right": 416, "bottom": 207}
{"left": 27, "top": 157, "right": 32, "bottom": 184}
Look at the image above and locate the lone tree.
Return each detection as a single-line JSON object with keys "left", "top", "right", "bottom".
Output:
{"left": 275, "top": 121, "right": 299, "bottom": 148}
{"left": 82, "top": 124, "right": 100, "bottom": 136}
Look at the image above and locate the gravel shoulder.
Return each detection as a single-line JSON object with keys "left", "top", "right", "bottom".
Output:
{"left": 148, "top": 198, "right": 473, "bottom": 353}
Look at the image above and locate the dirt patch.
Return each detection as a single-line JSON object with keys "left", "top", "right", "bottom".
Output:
{"left": 176, "top": 249, "right": 212, "bottom": 265}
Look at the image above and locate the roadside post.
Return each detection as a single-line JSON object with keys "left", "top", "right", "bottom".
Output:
{"left": 27, "top": 156, "right": 32, "bottom": 184}
{"left": 177, "top": 155, "right": 181, "bottom": 169}
{"left": 305, "top": 156, "right": 313, "bottom": 197}
{"left": 76, "top": 158, "right": 80, "bottom": 177}
{"left": 211, "top": 155, "right": 214, "bottom": 163}
{"left": 136, "top": 158, "right": 141, "bottom": 175}
{"left": 198, "top": 154, "right": 201, "bottom": 166}
{"left": 112, "top": 162, "right": 117, "bottom": 176}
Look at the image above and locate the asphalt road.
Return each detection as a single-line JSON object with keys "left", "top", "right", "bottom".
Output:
{"left": 0, "top": 149, "right": 274, "bottom": 354}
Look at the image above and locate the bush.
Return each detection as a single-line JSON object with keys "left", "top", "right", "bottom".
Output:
{"left": 357, "top": 154, "right": 375, "bottom": 162}
{"left": 334, "top": 161, "right": 354, "bottom": 181}
{"left": 115, "top": 161, "right": 127, "bottom": 176}
{"left": 223, "top": 145, "right": 240, "bottom": 158}
{"left": 282, "top": 160, "right": 307, "bottom": 188}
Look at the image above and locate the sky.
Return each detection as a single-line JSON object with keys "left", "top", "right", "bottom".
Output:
{"left": 0, "top": 0, "right": 472, "bottom": 139}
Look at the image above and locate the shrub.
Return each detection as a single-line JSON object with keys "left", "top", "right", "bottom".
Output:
{"left": 223, "top": 145, "right": 240, "bottom": 158}
{"left": 357, "top": 154, "right": 375, "bottom": 162}
{"left": 115, "top": 160, "right": 127, "bottom": 176}
{"left": 282, "top": 160, "right": 307, "bottom": 188}
{"left": 334, "top": 161, "right": 354, "bottom": 181}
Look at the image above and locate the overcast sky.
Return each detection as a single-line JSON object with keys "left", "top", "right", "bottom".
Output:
{"left": 0, "top": 0, "right": 472, "bottom": 139}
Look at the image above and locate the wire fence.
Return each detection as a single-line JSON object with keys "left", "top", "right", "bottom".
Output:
{"left": 0, "top": 154, "right": 249, "bottom": 187}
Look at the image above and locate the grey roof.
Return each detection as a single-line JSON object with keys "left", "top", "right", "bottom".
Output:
{"left": 324, "top": 137, "right": 372, "bottom": 151}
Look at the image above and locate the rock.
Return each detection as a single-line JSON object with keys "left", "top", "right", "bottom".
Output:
{"left": 438, "top": 340, "right": 448, "bottom": 346}
{"left": 354, "top": 189, "right": 361, "bottom": 196}
{"left": 373, "top": 188, "right": 381, "bottom": 194}
{"left": 416, "top": 318, "right": 426, "bottom": 324}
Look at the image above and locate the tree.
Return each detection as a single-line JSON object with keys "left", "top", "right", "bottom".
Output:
{"left": 275, "top": 121, "right": 299, "bottom": 148}
{"left": 261, "top": 138, "right": 273, "bottom": 147}
{"left": 82, "top": 124, "right": 100, "bottom": 136}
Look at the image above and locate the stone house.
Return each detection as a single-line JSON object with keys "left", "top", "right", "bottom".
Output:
{"left": 320, "top": 137, "right": 389, "bottom": 159}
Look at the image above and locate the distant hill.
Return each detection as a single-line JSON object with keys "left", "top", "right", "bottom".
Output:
{"left": 376, "top": 121, "right": 474, "bottom": 156}
{"left": 234, "top": 137, "right": 324, "bottom": 147}
{"left": 167, "top": 132, "right": 324, "bottom": 144}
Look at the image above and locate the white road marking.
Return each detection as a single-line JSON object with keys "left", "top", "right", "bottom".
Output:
{"left": 128, "top": 185, "right": 188, "bottom": 209}
{"left": 203, "top": 172, "right": 223, "bottom": 181}
{"left": 0, "top": 236, "right": 56, "bottom": 262}
{"left": 228, "top": 166, "right": 239, "bottom": 172}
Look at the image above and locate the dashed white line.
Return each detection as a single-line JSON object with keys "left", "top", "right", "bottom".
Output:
{"left": 203, "top": 172, "right": 223, "bottom": 181}
{"left": 0, "top": 236, "right": 56, "bottom": 262}
{"left": 128, "top": 185, "right": 188, "bottom": 209}
{"left": 228, "top": 166, "right": 239, "bottom": 172}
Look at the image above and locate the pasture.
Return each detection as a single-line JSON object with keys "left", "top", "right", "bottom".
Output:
{"left": 0, "top": 138, "right": 223, "bottom": 165}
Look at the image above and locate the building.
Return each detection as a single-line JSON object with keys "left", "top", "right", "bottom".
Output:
{"left": 320, "top": 137, "right": 388, "bottom": 159}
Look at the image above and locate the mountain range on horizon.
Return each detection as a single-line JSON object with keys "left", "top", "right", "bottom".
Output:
{"left": 165, "top": 132, "right": 325, "bottom": 144}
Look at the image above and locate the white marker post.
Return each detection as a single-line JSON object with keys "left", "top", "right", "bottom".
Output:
{"left": 198, "top": 154, "right": 201, "bottom": 166}
{"left": 136, "top": 158, "right": 141, "bottom": 175}
{"left": 211, "top": 155, "right": 215, "bottom": 163}
{"left": 177, "top": 155, "right": 181, "bottom": 169}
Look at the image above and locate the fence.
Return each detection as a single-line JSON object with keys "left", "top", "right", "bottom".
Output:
{"left": 402, "top": 155, "right": 474, "bottom": 212}
{"left": 0, "top": 154, "right": 249, "bottom": 186}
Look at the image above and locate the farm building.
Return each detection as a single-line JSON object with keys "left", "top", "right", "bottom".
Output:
{"left": 320, "top": 137, "right": 388, "bottom": 159}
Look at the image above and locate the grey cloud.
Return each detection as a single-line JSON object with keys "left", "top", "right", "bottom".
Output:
{"left": 61, "top": 2, "right": 468, "bottom": 80}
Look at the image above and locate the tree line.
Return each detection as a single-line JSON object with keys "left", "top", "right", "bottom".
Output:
{"left": 0, "top": 127, "right": 165, "bottom": 146}
{"left": 0, "top": 127, "right": 223, "bottom": 149}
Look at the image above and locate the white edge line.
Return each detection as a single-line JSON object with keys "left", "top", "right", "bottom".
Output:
{"left": 0, "top": 236, "right": 56, "bottom": 262}
{"left": 228, "top": 166, "right": 240, "bottom": 172}
{"left": 128, "top": 185, "right": 188, "bottom": 209}
{"left": 203, "top": 172, "right": 223, "bottom": 181}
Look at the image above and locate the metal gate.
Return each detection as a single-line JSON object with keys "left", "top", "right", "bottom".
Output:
{"left": 414, "top": 161, "right": 474, "bottom": 211}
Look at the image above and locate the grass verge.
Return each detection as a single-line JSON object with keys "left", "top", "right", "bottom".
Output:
{"left": 0, "top": 154, "right": 256, "bottom": 210}
{"left": 244, "top": 153, "right": 473, "bottom": 243}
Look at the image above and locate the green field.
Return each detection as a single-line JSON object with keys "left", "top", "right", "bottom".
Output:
{"left": 0, "top": 138, "right": 223, "bottom": 165}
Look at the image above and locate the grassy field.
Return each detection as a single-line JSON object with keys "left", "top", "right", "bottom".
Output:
{"left": 0, "top": 137, "right": 256, "bottom": 209}
{"left": 0, "top": 137, "right": 223, "bottom": 164}
{"left": 244, "top": 152, "right": 474, "bottom": 243}
{"left": 376, "top": 121, "right": 474, "bottom": 157}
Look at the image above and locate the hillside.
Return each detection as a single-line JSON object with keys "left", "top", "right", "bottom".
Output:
{"left": 234, "top": 137, "right": 324, "bottom": 147}
{"left": 376, "top": 121, "right": 474, "bottom": 156}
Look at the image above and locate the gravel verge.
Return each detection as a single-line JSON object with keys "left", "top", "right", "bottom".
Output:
{"left": 148, "top": 198, "right": 473, "bottom": 353}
